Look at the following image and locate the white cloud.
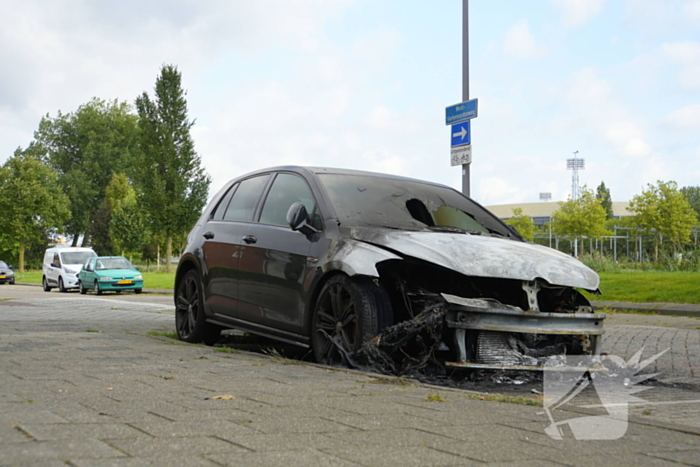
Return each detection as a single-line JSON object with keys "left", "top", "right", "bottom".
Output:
{"left": 661, "top": 41, "right": 700, "bottom": 90}
{"left": 477, "top": 176, "right": 527, "bottom": 205}
{"left": 553, "top": 0, "right": 606, "bottom": 28}
{"left": 503, "top": 20, "right": 545, "bottom": 60}
{"left": 664, "top": 103, "right": 700, "bottom": 132}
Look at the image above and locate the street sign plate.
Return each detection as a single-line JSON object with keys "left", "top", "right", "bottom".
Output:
{"left": 451, "top": 145, "right": 472, "bottom": 166}
{"left": 451, "top": 121, "right": 470, "bottom": 147}
{"left": 445, "top": 99, "right": 478, "bottom": 125}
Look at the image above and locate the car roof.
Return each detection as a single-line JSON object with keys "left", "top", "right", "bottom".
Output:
{"left": 239, "top": 166, "right": 454, "bottom": 190}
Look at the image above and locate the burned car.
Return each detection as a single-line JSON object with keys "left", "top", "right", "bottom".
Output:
{"left": 175, "top": 166, "right": 604, "bottom": 372}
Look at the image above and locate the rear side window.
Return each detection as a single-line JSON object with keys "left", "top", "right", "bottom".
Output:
{"left": 259, "top": 173, "right": 320, "bottom": 228}
{"left": 212, "top": 183, "right": 238, "bottom": 221}
{"left": 223, "top": 175, "right": 271, "bottom": 222}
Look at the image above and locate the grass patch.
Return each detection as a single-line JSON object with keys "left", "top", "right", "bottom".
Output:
{"left": 147, "top": 330, "right": 178, "bottom": 339}
{"left": 84, "top": 329, "right": 100, "bottom": 333}
{"left": 214, "top": 346, "right": 244, "bottom": 354}
{"left": 586, "top": 271, "right": 700, "bottom": 304}
{"left": 426, "top": 393, "right": 447, "bottom": 402}
{"left": 462, "top": 393, "right": 542, "bottom": 406}
{"left": 15, "top": 269, "right": 176, "bottom": 291}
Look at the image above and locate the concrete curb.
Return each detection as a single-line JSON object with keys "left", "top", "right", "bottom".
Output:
{"left": 592, "top": 300, "right": 700, "bottom": 318}
{"left": 16, "top": 282, "right": 700, "bottom": 318}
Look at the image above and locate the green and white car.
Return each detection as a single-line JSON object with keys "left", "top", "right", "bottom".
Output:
{"left": 78, "top": 256, "right": 144, "bottom": 295}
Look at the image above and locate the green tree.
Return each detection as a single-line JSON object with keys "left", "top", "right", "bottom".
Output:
{"left": 596, "top": 181, "right": 614, "bottom": 219}
{"left": 134, "top": 64, "right": 210, "bottom": 272}
{"left": 628, "top": 180, "right": 698, "bottom": 260}
{"left": 0, "top": 149, "right": 70, "bottom": 271}
{"left": 92, "top": 173, "right": 140, "bottom": 255}
{"left": 111, "top": 204, "right": 150, "bottom": 262}
{"left": 504, "top": 208, "right": 535, "bottom": 242}
{"left": 680, "top": 185, "right": 700, "bottom": 218}
{"left": 551, "top": 186, "right": 610, "bottom": 256}
{"left": 34, "top": 98, "right": 139, "bottom": 246}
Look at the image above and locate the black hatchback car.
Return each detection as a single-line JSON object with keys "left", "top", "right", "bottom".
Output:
{"left": 175, "top": 167, "right": 604, "bottom": 369}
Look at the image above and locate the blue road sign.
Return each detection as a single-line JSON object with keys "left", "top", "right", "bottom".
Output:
{"left": 451, "top": 121, "right": 471, "bottom": 147}
{"left": 445, "top": 98, "right": 478, "bottom": 125}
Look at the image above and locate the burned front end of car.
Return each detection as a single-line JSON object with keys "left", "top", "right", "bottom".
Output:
{"left": 352, "top": 232, "right": 605, "bottom": 374}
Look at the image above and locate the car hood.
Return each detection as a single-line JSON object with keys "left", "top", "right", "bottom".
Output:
{"left": 94, "top": 269, "right": 140, "bottom": 278}
{"left": 350, "top": 229, "right": 599, "bottom": 291}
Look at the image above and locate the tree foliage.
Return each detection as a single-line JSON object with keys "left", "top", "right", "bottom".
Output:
{"left": 628, "top": 180, "right": 697, "bottom": 257}
{"left": 596, "top": 181, "right": 614, "bottom": 219}
{"left": 111, "top": 203, "right": 150, "bottom": 262}
{"left": 551, "top": 186, "right": 610, "bottom": 254}
{"left": 0, "top": 149, "right": 70, "bottom": 271}
{"left": 680, "top": 185, "right": 700, "bottom": 218}
{"left": 134, "top": 64, "right": 210, "bottom": 271}
{"left": 504, "top": 208, "right": 535, "bottom": 242}
{"left": 34, "top": 98, "right": 139, "bottom": 245}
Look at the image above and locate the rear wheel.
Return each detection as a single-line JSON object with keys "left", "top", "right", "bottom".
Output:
{"left": 58, "top": 277, "right": 67, "bottom": 293}
{"left": 175, "top": 269, "right": 221, "bottom": 345}
{"left": 42, "top": 276, "right": 52, "bottom": 292}
{"left": 79, "top": 281, "right": 87, "bottom": 295}
{"left": 311, "top": 275, "right": 393, "bottom": 365}
{"left": 95, "top": 281, "right": 103, "bottom": 295}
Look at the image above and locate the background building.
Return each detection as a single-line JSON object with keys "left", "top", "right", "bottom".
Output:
{"left": 485, "top": 202, "right": 632, "bottom": 226}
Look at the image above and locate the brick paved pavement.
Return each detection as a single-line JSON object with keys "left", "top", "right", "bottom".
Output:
{"left": 0, "top": 295, "right": 698, "bottom": 466}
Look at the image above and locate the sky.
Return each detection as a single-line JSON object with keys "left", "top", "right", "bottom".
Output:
{"left": 1, "top": 0, "right": 699, "bottom": 207}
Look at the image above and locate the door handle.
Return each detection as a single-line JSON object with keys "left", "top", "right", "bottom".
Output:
{"left": 243, "top": 235, "right": 257, "bottom": 244}
{"left": 203, "top": 231, "right": 215, "bottom": 239}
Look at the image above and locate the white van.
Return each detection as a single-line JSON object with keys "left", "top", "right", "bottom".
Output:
{"left": 42, "top": 247, "right": 97, "bottom": 292}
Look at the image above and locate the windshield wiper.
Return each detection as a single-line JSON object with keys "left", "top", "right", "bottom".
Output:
{"left": 427, "top": 225, "right": 486, "bottom": 235}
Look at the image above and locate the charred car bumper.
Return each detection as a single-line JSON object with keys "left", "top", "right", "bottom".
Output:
{"left": 442, "top": 293, "right": 605, "bottom": 370}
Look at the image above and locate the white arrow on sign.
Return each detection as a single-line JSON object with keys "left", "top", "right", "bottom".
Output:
{"left": 452, "top": 126, "right": 468, "bottom": 140}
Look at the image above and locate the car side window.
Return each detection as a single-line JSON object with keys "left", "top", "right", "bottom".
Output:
{"left": 53, "top": 253, "right": 61, "bottom": 267}
{"left": 259, "top": 173, "right": 321, "bottom": 229}
{"left": 211, "top": 183, "right": 238, "bottom": 221}
{"left": 222, "top": 174, "right": 271, "bottom": 222}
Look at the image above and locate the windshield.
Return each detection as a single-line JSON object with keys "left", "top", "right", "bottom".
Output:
{"left": 61, "top": 251, "right": 97, "bottom": 265}
{"left": 96, "top": 258, "right": 133, "bottom": 270}
{"left": 0, "top": 261, "right": 8, "bottom": 268}
{"left": 317, "top": 173, "right": 516, "bottom": 237}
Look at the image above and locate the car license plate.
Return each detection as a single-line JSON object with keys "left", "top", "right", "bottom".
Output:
{"left": 0, "top": 276, "right": 5, "bottom": 279}
{"left": 117, "top": 280, "right": 133, "bottom": 285}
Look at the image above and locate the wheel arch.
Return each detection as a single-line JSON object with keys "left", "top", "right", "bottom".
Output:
{"left": 174, "top": 257, "right": 200, "bottom": 305}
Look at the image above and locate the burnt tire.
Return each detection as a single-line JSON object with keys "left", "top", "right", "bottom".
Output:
{"left": 175, "top": 269, "right": 221, "bottom": 346}
{"left": 42, "top": 276, "right": 52, "bottom": 292}
{"left": 312, "top": 275, "right": 393, "bottom": 365}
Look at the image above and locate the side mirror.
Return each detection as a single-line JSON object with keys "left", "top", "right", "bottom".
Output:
{"left": 50, "top": 262, "right": 59, "bottom": 268}
{"left": 286, "top": 202, "right": 319, "bottom": 235}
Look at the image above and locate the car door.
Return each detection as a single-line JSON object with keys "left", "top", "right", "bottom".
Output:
{"left": 81, "top": 258, "right": 97, "bottom": 288}
{"left": 236, "top": 172, "right": 322, "bottom": 335}
{"left": 47, "top": 252, "right": 61, "bottom": 286}
{"left": 201, "top": 174, "right": 271, "bottom": 318}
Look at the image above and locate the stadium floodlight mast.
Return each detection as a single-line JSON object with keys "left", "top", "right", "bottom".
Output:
{"left": 566, "top": 151, "right": 585, "bottom": 201}
{"left": 540, "top": 192, "right": 552, "bottom": 202}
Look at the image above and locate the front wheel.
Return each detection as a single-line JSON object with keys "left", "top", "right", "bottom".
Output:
{"left": 311, "top": 275, "right": 393, "bottom": 365}
{"left": 42, "top": 276, "right": 52, "bottom": 292}
{"left": 134, "top": 288, "right": 142, "bottom": 294}
{"left": 175, "top": 269, "right": 221, "bottom": 345}
{"left": 58, "top": 277, "right": 67, "bottom": 293}
{"left": 95, "top": 281, "right": 103, "bottom": 295}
